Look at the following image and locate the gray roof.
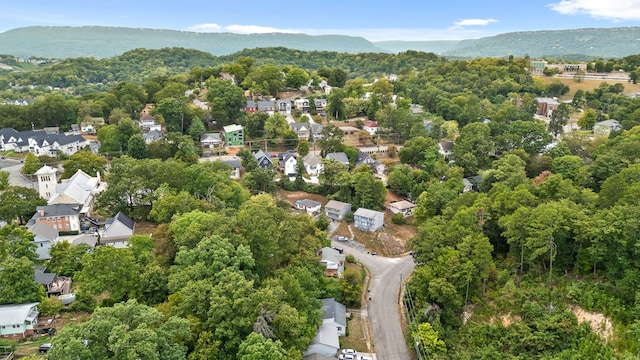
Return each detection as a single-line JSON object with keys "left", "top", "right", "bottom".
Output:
{"left": 222, "top": 159, "right": 242, "bottom": 168}
{"left": 321, "top": 298, "right": 347, "bottom": 326}
{"left": 0, "top": 303, "right": 39, "bottom": 327}
{"left": 33, "top": 204, "right": 82, "bottom": 218}
{"left": 28, "top": 222, "right": 59, "bottom": 241}
{"left": 325, "top": 200, "right": 350, "bottom": 211}
{"left": 439, "top": 140, "right": 454, "bottom": 152}
{"left": 290, "top": 122, "right": 310, "bottom": 132}
{"left": 106, "top": 212, "right": 135, "bottom": 231}
{"left": 304, "top": 354, "right": 335, "bottom": 360}
{"left": 354, "top": 208, "right": 384, "bottom": 220}
{"left": 254, "top": 149, "right": 272, "bottom": 162}
{"left": 309, "top": 323, "right": 339, "bottom": 350}
{"left": 298, "top": 199, "right": 322, "bottom": 208}
{"left": 388, "top": 200, "right": 415, "bottom": 211}
{"left": 311, "top": 123, "right": 325, "bottom": 134}
{"left": 325, "top": 152, "right": 349, "bottom": 166}
{"left": 279, "top": 150, "right": 297, "bottom": 162}
{"left": 355, "top": 151, "right": 373, "bottom": 166}
{"left": 303, "top": 153, "right": 322, "bottom": 167}
{"left": 34, "top": 270, "right": 55, "bottom": 286}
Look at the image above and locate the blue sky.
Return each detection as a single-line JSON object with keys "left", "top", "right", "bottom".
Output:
{"left": 2, "top": 0, "right": 640, "bottom": 41}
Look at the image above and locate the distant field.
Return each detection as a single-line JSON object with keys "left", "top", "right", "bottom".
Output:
{"left": 538, "top": 76, "right": 640, "bottom": 101}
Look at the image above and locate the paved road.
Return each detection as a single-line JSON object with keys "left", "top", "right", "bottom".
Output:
{"left": 0, "top": 159, "right": 35, "bottom": 188}
{"left": 332, "top": 238, "right": 415, "bottom": 360}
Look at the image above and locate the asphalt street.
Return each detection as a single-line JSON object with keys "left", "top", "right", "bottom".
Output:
{"left": 332, "top": 238, "right": 415, "bottom": 360}
{"left": 0, "top": 159, "right": 35, "bottom": 188}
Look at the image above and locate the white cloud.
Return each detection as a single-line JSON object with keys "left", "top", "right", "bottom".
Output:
{"left": 548, "top": 0, "right": 640, "bottom": 21}
{"left": 453, "top": 18, "right": 498, "bottom": 27}
{"left": 225, "top": 24, "right": 298, "bottom": 34}
{"left": 188, "top": 23, "right": 222, "bottom": 32}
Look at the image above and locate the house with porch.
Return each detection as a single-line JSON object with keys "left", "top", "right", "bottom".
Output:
{"left": 594, "top": 119, "right": 622, "bottom": 137}
{"left": 278, "top": 151, "right": 298, "bottom": 176}
{"left": 320, "top": 247, "right": 345, "bottom": 278}
{"left": 314, "top": 98, "right": 327, "bottom": 113}
{"left": 388, "top": 200, "right": 416, "bottom": 218}
{"left": 439, "top": 140, "right": 454, "bottom": 160}
{"left": 363, "top": 120, "right": 379, "bottom": 135}
{"left": 276, "top": 99, "right": 292, "bottom": 115}
{"left": 295, "top": 199, "right": 322, "bottom": 216}
{"left": 354, "top": 208, "right": 384, "bottom": 231}
{"left": 311, "top": 123, "right": 325, "bottom": 141}
{"left": 223, "top": 124, "right": 244, "bottom": 147}
{"left": 324, "top": 200, "right": 351, "bottom": 221}
{"left": 290, "top": 122, "right": 311, "bottom": 140}
{"left": 0, "top": 303, "right": 40, "bottom": 339}
{"left": 257, "top": 100, "right": 275, "bottom": 114}
{"left": 294, "top": 98, "right": 311, "bottom": 113}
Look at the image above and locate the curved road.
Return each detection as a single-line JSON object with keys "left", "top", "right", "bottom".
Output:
{"left": 332, "top": 238, "right": 415, "bottom": 360}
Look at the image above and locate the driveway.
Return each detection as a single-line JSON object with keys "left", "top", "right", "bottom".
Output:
{"left": 332, "top": 237, "right": 415, "bottom": 360}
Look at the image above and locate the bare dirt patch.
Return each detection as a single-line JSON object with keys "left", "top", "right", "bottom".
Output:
{"left": 571, "top": 305, "right": 613, "bottom": 342}
{"left": 135, "top": 221, "right": 159, "bottom": 236}
{"left": 277, "top": 190, "right": 330, "bottom": 206}
{"left": 488, "top": 313, "right": 521, "bottom": 327}
{"left": 538, "top": 76, "right": 640, "bottom": 101}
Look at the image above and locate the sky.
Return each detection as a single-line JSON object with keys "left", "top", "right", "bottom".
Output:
{"left": 2, "top": 0, "right": 640, "bottom": 41}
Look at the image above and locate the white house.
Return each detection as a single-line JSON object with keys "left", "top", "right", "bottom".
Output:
{"left": 321, "top": 298, "right": 347, "bottom": 337}
{"left": 221, "top": 158, "right": 242, "bottom": 180}
{"left": 48, "top": 169, "right": 104, "bottom": 215}
{"left": 363, "top": 120, "right": 379, "bottom": 135}
{"left": 0, "top": 303, "right": 39, "bottom": 338}
{"left": 278, "top": 151, "right": 298, "bottom": 177}
{"left": 295, "top": 199, "right": 322, "bottom": 216}
{"left": 388, "top": 200, "right": 416, "bottom": 218}
{"left": 28, "top": 222, "right": 59, "bottom": 260}
{"left": 101, "top": 212, "right": 135, "bottom": 248}
{"left": 594, "top": 119, "right": 622, "bottom": 137}
{"left": 354, "top": 208, "right": 385, "bottom": 231}
{"left": 439, "top": 140, "right": 454, "bottom": 160}
{"left": 303, "top": 153, "right": 324, "bottom": 176}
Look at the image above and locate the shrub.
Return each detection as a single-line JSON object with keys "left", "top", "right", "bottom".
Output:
{"left": 392, "top": 213, "right": 407, "bottom": 224}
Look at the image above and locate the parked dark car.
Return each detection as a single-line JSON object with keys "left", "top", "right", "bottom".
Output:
{"left": 39, "top": 343, "right": 52, "bottom": 352}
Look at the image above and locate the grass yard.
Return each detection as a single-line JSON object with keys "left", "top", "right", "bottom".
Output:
{"left": 340, "top": 314, "right": 369, "bottom": 353}
{"left": 538, "top": 75, "right": 640, "bottom": 101}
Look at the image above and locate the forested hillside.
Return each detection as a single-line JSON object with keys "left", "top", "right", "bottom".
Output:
{"left": 3, "top": 46, "right": 640, "bottom": 358}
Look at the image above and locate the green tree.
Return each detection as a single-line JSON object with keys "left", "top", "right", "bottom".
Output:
{"left": 317, "top": 124, "right": 344, "bottom": 157}
{"left": 285, "top": 67, "right": 310, "bottom": 89}
{"left": 206, "top": 78, "right": 246, "bottom": 126}
{"left": 237, "top": 332, "right": 286, "bottom": 360}
{"left": 0, "top": 256, "right": 43, "bottom": 305}
{"left": 242, "top": 168, "right": 277, "bottom": 194}
{"left": 22, "top": 152, "right": 41, "bottom": 175}
{"left": 61, "top": 150, "right": 108, "bottom": 179}
{"left": 77, "top": 246, "right": 140, "bottom": 301}
{"left": 154, "top": 97, "right": 187, "bottom": 133}
{"left": 127, "top": 133, "right": 148, "bottom": 159}
{"left": 0, "top": 223, "right": 37, "bottom": 261}
{"left": 327, "top": 88, "right": 347, "bottom": 120}
{"left": 577, "top": 108, "right": 598, "bottom": 130}
{"left": 328, "top": 68, "right": 348, "bottom": 87}
{"left": 549, "top": 103, "right": 571, "bottom": 138}
{"left": 398, "top": 136, "right": 440, "bottom": 171}
{"left": 264, "top": 114, "right": 288, "bottom": 140}
{"left": 188, "top": 116, "right": 207, "bottom": 142}
{"left": 0, "top": 186, "right": 46, "bottom": 224}
{"left": 47, "top": 241, "right": 91, "bottom": 277}
{"left": 414, "top": 323, "right": 446, "bottom": 354}
{"left": 49, "top": 300, "right": 190, "bottom": 360}
{"left": 297, "top": 139, "right": 310, "bottom": 157}
{"left": 0, "top": 171, "right": 8, "bottom": 191}
{"left": 453, "top": 122, "right": 494, "bottom": 169}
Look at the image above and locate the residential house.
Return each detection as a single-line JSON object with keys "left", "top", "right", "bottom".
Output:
{"left": 295, "top": 199, "right": 322, "bottom": 216}
{"left": 423, "top": 119, "right": 433, "bottom": 133}
{"left": 29, "top": 204, "right": 82, "bottom": 233}
{"left": 594, "top": 119, "right": 622, "bottom": 137}
{"left": 325, "top": 152, "right": 349, "bottom": 169}
{"left": 256, "top": 100, "right": 275, "bottom": 114}
{"left": 439, "top": 140, "right": 454, "bottom": 160}
{"left": 28, "top": 222, "right": 59, "bottom": 260}
{"left": 219, "top": 72, "right": 236, "bottom": 85}
{"left": 320, "top": 247, "right": 345, "bottom": 277}
{"left": 0, "top": 127, "right": 21, "bottom": 151}
{"left": 324, "top": 200, "right": 351, "bottom": 221}
{"left": 302, "top": 153, "right": 324, "bottom": 176}
{"left": 354, "top": 208, "right": 384, "bottom": 231}
{"left": 462, "top": 176, "right": 482, "bottom": 193}
{"left": 535, "top": 97, "right": 560, "bottom": 118}
{"left": 101, "top": 212, "right": 135, "bottom": 248}
{"left": 48, "top": 169, "right": 104, "bottom": 215}
{"left": 303, "top": 323, "right": 339, "bottom": 358}
{"left": 294, "top": 98, "right": 311, "bottom": 113}
{"left": 35, "top": 165, "right": 57, "bottom": 200}
{"left": 363, "top": 120, "right": 379, "bottom": 135}
{"left": 139, "top": 115, "right": 161, "bottom": 132}
{"left": 290, "top": 122, "right": 311, "bottom": 140}
{"left": 200, "top": 133, "right": 224, "bottom": 149}
{"left": 245, "top": 100, "right": 257, "bottom": 113}
{"left": 33, "top": 265, "right": 71, "bottom": 296}
{"left": 223, "top": 124, "right": 244, "bottom": 147}
{"left": 314, "top": 98, "right": 327, "bottom": 113}
{"left": 276, "top": 99, "right": 292, "bottom": 115}
{"left": 311, "top": 123, "right": 325, "bottom": 141}
{"left": 142, "top": 130, "right": 162, "bottom": 144}
{"left": 303, "top": 354, "right": 335, "bottom": 360}
{"left": 50, "top": 134, "right": 89, "bottom": 157}
{"left": 354, "top": 151, "right": 385, "bottom": 175}
{"left": 388, "top": 200, "right": 416, "bottom": 218}
{"left": 191, "top": 99, "right": 208, "bottom": 110}
{"left": 80, "top": 122, "right": 96, "bottom": 134}
{"left": 254, "top": 149, "right": 273, "bottom": 169}
{"left": 221, "top": 158, "right": 242, "bottom": 179}
{"left": 321, "top": 298, "right": 347, "bottom": 336}
{"left": 0, "top": 303, "right": 39, "bottom": 339}
{"left": 278, "top": 151, "right": 298, "bottom": 176}
{"left": 411, "top": 104, "right": 424, "bottom": 115}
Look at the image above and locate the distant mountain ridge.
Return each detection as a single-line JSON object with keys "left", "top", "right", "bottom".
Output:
{"left": 0, "top": 26, "right": 384, "bottom": 59}
{"left": 3, "top": 26, "right": 640, "bottom": 59}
